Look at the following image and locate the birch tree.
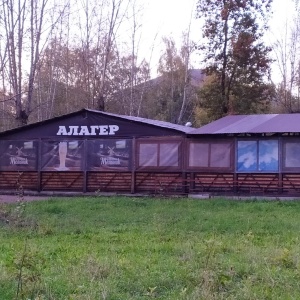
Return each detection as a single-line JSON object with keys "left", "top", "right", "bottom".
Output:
{"left": 272, "top": 0, "right": 300, "bottom": 112}
{"left": 73, "top": 0, "right": 132, "bottom": 111}
{"left": 155, "top": 37, "right": 199, "bottom": 124}
{"left": 1, "top": 0, "right": 68, "bottom": 126}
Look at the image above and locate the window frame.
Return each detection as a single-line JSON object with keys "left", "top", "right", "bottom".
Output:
{"left": 282, "top": 138, "right": 300, "bottom": 172}
{"left": 186, "top": 139, "right": 234, "bottom": 171}
{"left": 136, "top": 139, "right": 182, "bottom": 170}
{"left": 236, "top": 138, "right": 279, "bottom": 173}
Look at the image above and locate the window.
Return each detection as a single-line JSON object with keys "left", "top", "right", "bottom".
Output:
{"left": 189, "top": 143, "right": 209, "bottom": 167}
{"left": 283, "top": 140, "right": 300, "bottom": 170}
{"left": 137, "top": 141, "right": 181, "bottom": 168}
{"left": 237, "top": 140, "right": 278, "bottom": 172}
{"left": 139, "top": 144, "right": 158, "bottom": 167}
{"left": 211, "top": 143, "right": 232, "bottom": 168}
{"left": 160, "top": 143, "right": 179, "bottom": 166}
{"left": 188, "top": 141, "right": 232, "bottom": 169}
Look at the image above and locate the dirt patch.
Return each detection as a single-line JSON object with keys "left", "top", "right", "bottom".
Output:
{"left": 0, "top": 194, "right": 50, "bottom": 203}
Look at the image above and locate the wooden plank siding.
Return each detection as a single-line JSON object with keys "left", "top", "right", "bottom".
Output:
{"left": 236, "top": 174, "right": 279, "bottom": 194}
{"left": 1, "top": 170, "right": 300, "bottom": 196}
{"left": 282, "top": 174, "right": 300, "bottom": 194}
{"left": 135, "top": 172, "right": 185, "bottom": 194}
{"left": 87, "top": 172, "right": 132, "bottom": 192}
{"left": 41, "top": 172, "right": 84, "bottom": 191}
{"left": 0, "top": 172, "right": 38, "bottom": 190}
{"left": 192, "top": 173, "right": 283, "bottom": 195}
{"left": 193, "top": 173, "right": 235, "bottom": 193}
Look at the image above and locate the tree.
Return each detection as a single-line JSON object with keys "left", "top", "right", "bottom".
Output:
{"left": 157, "top": 37, "right": 186, "bottom": 122}
{"left": 0, "top": 0, "right": 68, "bottom": 126}
{"left": 107, "top": 36, "right": 200, "bottom": 124}
{"left": 0, "top": 0, "right": 136, "bottom": 128}
{"left": 196, "top": 0, "right": 273, "bottom": 119}
{"left": 272, "top": 0, "right": 300, "bottom": 113}
{"left": 72, "top": 0, "right": 134, "bottom": 112}
{"left": 31, "top": 40, "right": 92, "bottom": 120}
{"left": 107, "top": 53, "right": 151, "bottom": 116}
{"left": 152, "top": 37, "right": 201, "bottom": 124}
{"left": 105, "top": 0, "right": 151, "bottom": 116}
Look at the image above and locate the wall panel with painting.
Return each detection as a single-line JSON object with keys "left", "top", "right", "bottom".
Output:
{"left": 41, "top": 140, "right": 84, "bottom": 171}
{"left": 87, "top": 139, "right": 132, "bottom": 171}
{"left": 0, "top": 140, "right": 38, "bottom": 171}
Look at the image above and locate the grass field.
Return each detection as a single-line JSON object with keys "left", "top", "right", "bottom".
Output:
{"left": 1, "top": 196, "right": 300, "bottom": 299}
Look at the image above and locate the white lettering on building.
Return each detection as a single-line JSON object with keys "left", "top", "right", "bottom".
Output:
{"left": 10, "top": 157, "right": 29, "bottom": 165}
{"left": 101, "top": 157, "right": 120, "bottom": 165}
{"left": 68, "top": 126, "right": 79, "bottom": 135}
{"left": 109, "top": 125, "right": 119, "bottom": 135}
{"left": 90, "top": 126, "right": 99, "bottom": 135}
{"left": 99, "top": 125, "right": 109, "bottom": 135}
{"left": 79, "top": 126, "right": 90, "bottom": 136}
{"left": 57, "top": 126, "right": 68, "bottom": 135}
{"left": 57, "top": 125, "right": 120, "bottom": 136}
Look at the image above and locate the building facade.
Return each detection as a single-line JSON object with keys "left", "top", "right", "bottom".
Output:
{"left": 1, "top": 111, "right": 300, "bottom": 196}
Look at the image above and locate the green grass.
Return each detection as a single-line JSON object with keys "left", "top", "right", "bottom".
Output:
{"left": 1, "top": 197, "right": 300, "bottom": 299}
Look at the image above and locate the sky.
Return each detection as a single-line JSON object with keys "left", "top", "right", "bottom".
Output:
{"left": 137, "top": 0, "right": 201, "bottom": 73}
{"left": 135, "top": 0, "right": 295, "bottom": 81}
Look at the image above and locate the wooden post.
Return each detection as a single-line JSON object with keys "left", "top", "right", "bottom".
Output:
{"left": 190, "top": 172, "right": 195, "bottom": 193}
{"left": 83, "top": 139, "right": 87, "bottom": 193}
{"left": 131, "top": 137, "right": 136, "bottom": 194}
{"left": 37, "top": 138, "right": 42, "bottom": 192}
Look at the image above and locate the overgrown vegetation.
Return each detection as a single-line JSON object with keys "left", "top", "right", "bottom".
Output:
{"left": 1, "top": 197, "right": 300, "bottom": 299}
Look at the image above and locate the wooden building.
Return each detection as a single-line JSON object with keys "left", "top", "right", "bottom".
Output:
{"left": 0, "top": 109, "right": 193, "bottom": 194}
{"left": 187, "top": 114, "right": 300, "bottom": 196}
{"left": 1, "top": 110, "right": 300, "bottom": 196}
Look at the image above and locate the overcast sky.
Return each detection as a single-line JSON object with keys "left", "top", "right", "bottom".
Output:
{"left": 133, "top": 0, "right": 295, "bottom": 81}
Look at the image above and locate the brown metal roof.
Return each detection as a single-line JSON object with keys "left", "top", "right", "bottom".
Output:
{"left": 0, "top": 108, "right": 195, "bottom": 137}
{"left": 87, "top": 109, "right": 195, "bottom": 133}
{"left": 189, "top": 114, "right": 300, "bottom": 135}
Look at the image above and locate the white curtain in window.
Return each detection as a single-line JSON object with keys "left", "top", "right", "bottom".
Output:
{"left": 159, "top": 143, "right": 179, "bottom": 166}
{"left": 189, "top": 143, "right": 209, "bottom": 167}
{"left": 139, "top": 144, "right": 158, "bottom": 166}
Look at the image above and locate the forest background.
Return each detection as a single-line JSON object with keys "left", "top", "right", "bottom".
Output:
{"left": 0, "top": 0, "right": 298, "bottom": 131}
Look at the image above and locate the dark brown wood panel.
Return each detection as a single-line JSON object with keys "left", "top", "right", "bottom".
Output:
{"left": 237, "top": 173, "right": 279, "bottom": 194}
{"left": 4, "top": 170, "right": 300, "bottom": 196}
{"left": 41, "top": 172, "right": 83, "bottom": 191}
{"left": 0, "top": 172, "right": 38, "bottom": 190}
{"left": 282, "top": 174, "right": 300, "bottom": 194}
{"left": 87, "top": 172, "right": 131, "bottom": 192}
{"left": 194, "top": 173, "right": 234, "bottom": 193}
{"left": 135, "top": 172, "right": 184, "bottom": 194}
